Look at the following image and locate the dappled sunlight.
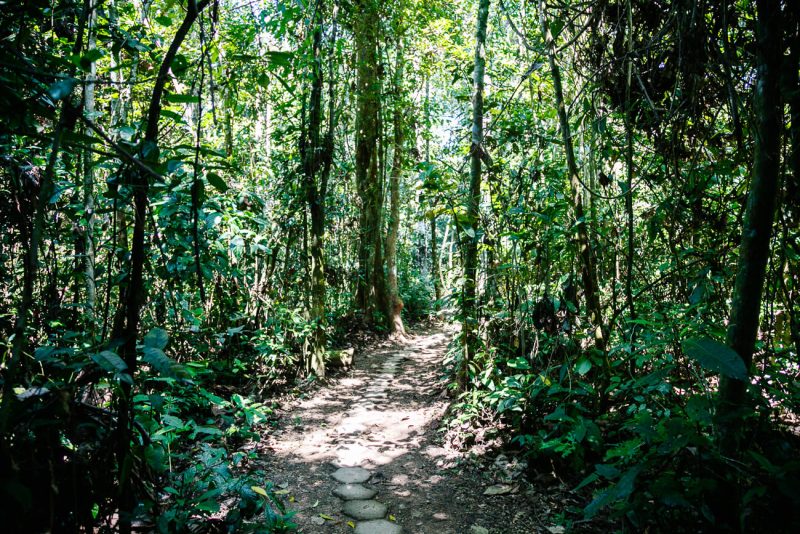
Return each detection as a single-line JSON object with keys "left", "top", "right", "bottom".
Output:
{"left": 267, "top": 333, "right": 451, "bottom": 469}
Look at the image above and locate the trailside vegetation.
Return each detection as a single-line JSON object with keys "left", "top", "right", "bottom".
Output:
{"left": 0, "top": 0, "right": 797, "bottom": 531}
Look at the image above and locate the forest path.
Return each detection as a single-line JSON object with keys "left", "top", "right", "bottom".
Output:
{"left": 260, "top": 327, "right": 545, "bottom": 533}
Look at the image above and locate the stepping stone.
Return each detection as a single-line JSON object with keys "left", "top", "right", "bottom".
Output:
{"left": 343, "top": 499, "right": 388, "bottom": 520}
{"left": 333, "top": 483, "right": 378, "bottom": 501}
{"left": 332, "top": 466, "right": 372, "bottom": 484}
{"left": 354, "top": 519, "right": 403, "bottom": 534}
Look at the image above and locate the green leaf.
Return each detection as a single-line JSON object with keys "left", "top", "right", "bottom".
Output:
{"left": 162, "top": 414, "right": 184, "bottom": 429}
{"left": 145, "top": 444, "right": 166, "bottom": 472}
{"left": 265, "top": 50, "right": 293, "bottom": 67}
{"left": 143, "top": 347, "right": 177, "bottom": 377}
{"left": 165, "top": 93, "right": 199, "bottom": 104}
{"left": 206, "top": 172, "right": 228, "bottom": 193}
{"left": 155, "top": 15, "right": 172, "bottom": 26}
{"left": 507, "top": 357, "right": 531, "bottom": 370}
{"left": 195, "top": 426, "right": 224, "bottom": 436}
{"left": 80, "top": 49, "right": 104, "bottom": 70}
{"left": 575, "top": 357, "right": 592, "bottom": 376}
{"left": 682, "top": 337, "right": 748, "bottom": 380}
{"left": 144, "top": 327, "right": 169, "bottom": 350}
{"left": 47, "top": 78, "right": 77, "bottom": 101}
{"left": 118, "top": 126, "right": 136, "bottom": 141}
{"left": 92, "top": 350, "right": 127, "bottom": 373}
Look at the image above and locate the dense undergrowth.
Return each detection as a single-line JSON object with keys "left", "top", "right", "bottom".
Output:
{"left": 3, "top": 0, "right": 800, "bottom": 532}
{"left": 445, "top": 297, "right": 800, "bottom": 532}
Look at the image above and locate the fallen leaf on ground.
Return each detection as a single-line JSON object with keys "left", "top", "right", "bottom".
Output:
{"left": 483, "top": 483, "right": 516, "bottom": 496}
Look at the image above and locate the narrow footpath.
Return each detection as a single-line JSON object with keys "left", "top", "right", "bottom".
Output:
{"left": 259, "top": 328, "right": 549, "bottom": 533}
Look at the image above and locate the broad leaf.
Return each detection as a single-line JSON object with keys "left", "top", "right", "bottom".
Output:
{"left": 682, "top": 337, "right": 748, "bottom": 380}
{"left": 144, "top": 327, "right": 169, "bottom": 350}
{"left": 575, "top": 357, "right": 592, "bottom": 376}
{"left": 47, "top": 78, "right": 77, "bottom": 101}
{"left": 165, "top": 93, "right": 199, "bottom": 104}
{"left": 143, "top": 347, "right": 177, "bottom": 377}
{"left": 206, "top": 172, "right": 228, "bottom": 193}
{"left": 92, "top": 350, "right": 127, "bottom": 373}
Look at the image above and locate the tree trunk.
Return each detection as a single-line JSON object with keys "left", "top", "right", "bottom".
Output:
{"left": 461, "top": 0, "right": 490, "bottom": 390}
{"left": 624, "top": 0, "right": 636, "bottom": 335}
{"left": 301, "top": 0, "right": 333, "bottom": 377}
{"left": 387, "top": 41, "right": 406, "bottom": 335}
{"left": 425, "top": 78, "right": 443, "bottom": 304}
{"left": 112, "top": 3, "right": 209, "bottom": 529}
{"left": 353, "top": 0, "right": 386, "bottom": 326}
{"left": 82, "top": 0, "right": 97, "bottom": 331}
{"left": 540, "top": 0, "right": 606, "bottom": 354}
{"left": 717, "top": 0, "right": 782, "bottom": 454}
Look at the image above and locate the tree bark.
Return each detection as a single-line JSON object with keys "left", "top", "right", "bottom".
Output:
{"left": 461, "top": 0, "right": 490, "bottom": 390}
{"left": 624, "top": 0, "right": 636, "bottom": 335}
{"left": 83, "top": 0, "right": 97, "bottom": 331}
{"left": 387, "top": 40, "right": 406, "bottom": 335}
{"left": 353, "top": 0, "right": 386, "bottom": 326}
{"left": 540, "top": 0, "right": 606, "bottom": 354}
{"left": 301, "top": 0, "right": 334, "bottom": 376}
{"left": 425, "top": 78, "right": 443, "bottom": 304}
{"left": 716, "top": 0, "right": 782, "bottom": 454}
{"left": 112, "top": 2, "right": 209, "bottom": 529}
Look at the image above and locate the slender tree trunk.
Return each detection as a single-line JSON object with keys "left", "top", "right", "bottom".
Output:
{"left": 83, "top": 0, "right": 97, "bottom": 331}
{"left": 786, "top": 2, "right": 800, "bottom": 356}
{"left": 717, "top": 0, "right": 783, "bottom": 454}
{"left": 302, "top": 0, "right": 334, "bottom": 377}
{"left": 624, "top": 0, "right": 636, "bottom": 335}
{"left": 387, "top": 41, "right": 406, "bottom": 335}
{"left": 112, "top": 3, "right": 209, "bottom": 530}
{"left": 540, "top": 0, "right": 606, "bottom": 353}
{"left": 425, "top": 78, "right": 443, "bottom": 304}
{"left": 461, "top": 0, "right": 490, "bottom": 390}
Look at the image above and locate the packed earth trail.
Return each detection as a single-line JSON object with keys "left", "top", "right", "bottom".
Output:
{"left": 258, "top": 327, "right": 546, "bottom": 533}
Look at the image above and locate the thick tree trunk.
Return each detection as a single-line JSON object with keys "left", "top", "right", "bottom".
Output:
{"left": 353, "top": 0, "right": 386, "bottom": 326}
{"left": 461, "top": 0, "right": 490, "bottom": 390}
{"left": 540, "top": 0, "right": 606, "bottom": 353}
{"left": 387, "top": 42, "right": 406, "bottom": 335}
{"left": 717, "top": 0, "right": 782, "bottom": 454}
{"left": 302, "top": 0, "right": 330, "bottom": 377}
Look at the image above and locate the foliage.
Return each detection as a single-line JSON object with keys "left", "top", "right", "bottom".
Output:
{"left": 1, "top": 0, "right": 798, "bottom": 531}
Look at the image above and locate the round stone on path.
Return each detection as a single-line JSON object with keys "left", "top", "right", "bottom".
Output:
{"left": 333, "top": 483, "right": 378, "bottom": 501}
{"left": 354, "top": 519, "right": 403, "bottom": 534}
{"left": 343, "top": 499, "right": 388, "bottom": 520}
{"left": 332, "top": 466, "right": 372, "bottom": 484}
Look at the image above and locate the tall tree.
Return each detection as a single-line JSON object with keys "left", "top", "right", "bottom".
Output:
{"left": 539, "top": 0, "right": 606, "bottom": 354}
{"left": 353, "top": 0, "right": 387, "bottom": 325}
{"left": 716, "top": 0, "right": 783, "bottom": 454}
{"left": 461, "top": 0, "right": 490, "bottom": 390}
{"left": 301, "top": 0, "right": 336, "bottom": 375}
{"left": 112, "top": 2, "right": 210, "bottom": 529}
{"left": 387, "top": 38, "right": 406, "bottom": 335}
{"left": 82, "top": 0, "right": 97, "bottom": 330}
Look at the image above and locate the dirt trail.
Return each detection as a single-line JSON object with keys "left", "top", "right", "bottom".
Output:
{"left": 261, "top": 327, "right": 544, "bottom": 533}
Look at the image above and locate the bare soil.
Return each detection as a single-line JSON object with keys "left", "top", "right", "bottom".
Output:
{"left": 255, "top": 326, "right": 566, "bottom": 534}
